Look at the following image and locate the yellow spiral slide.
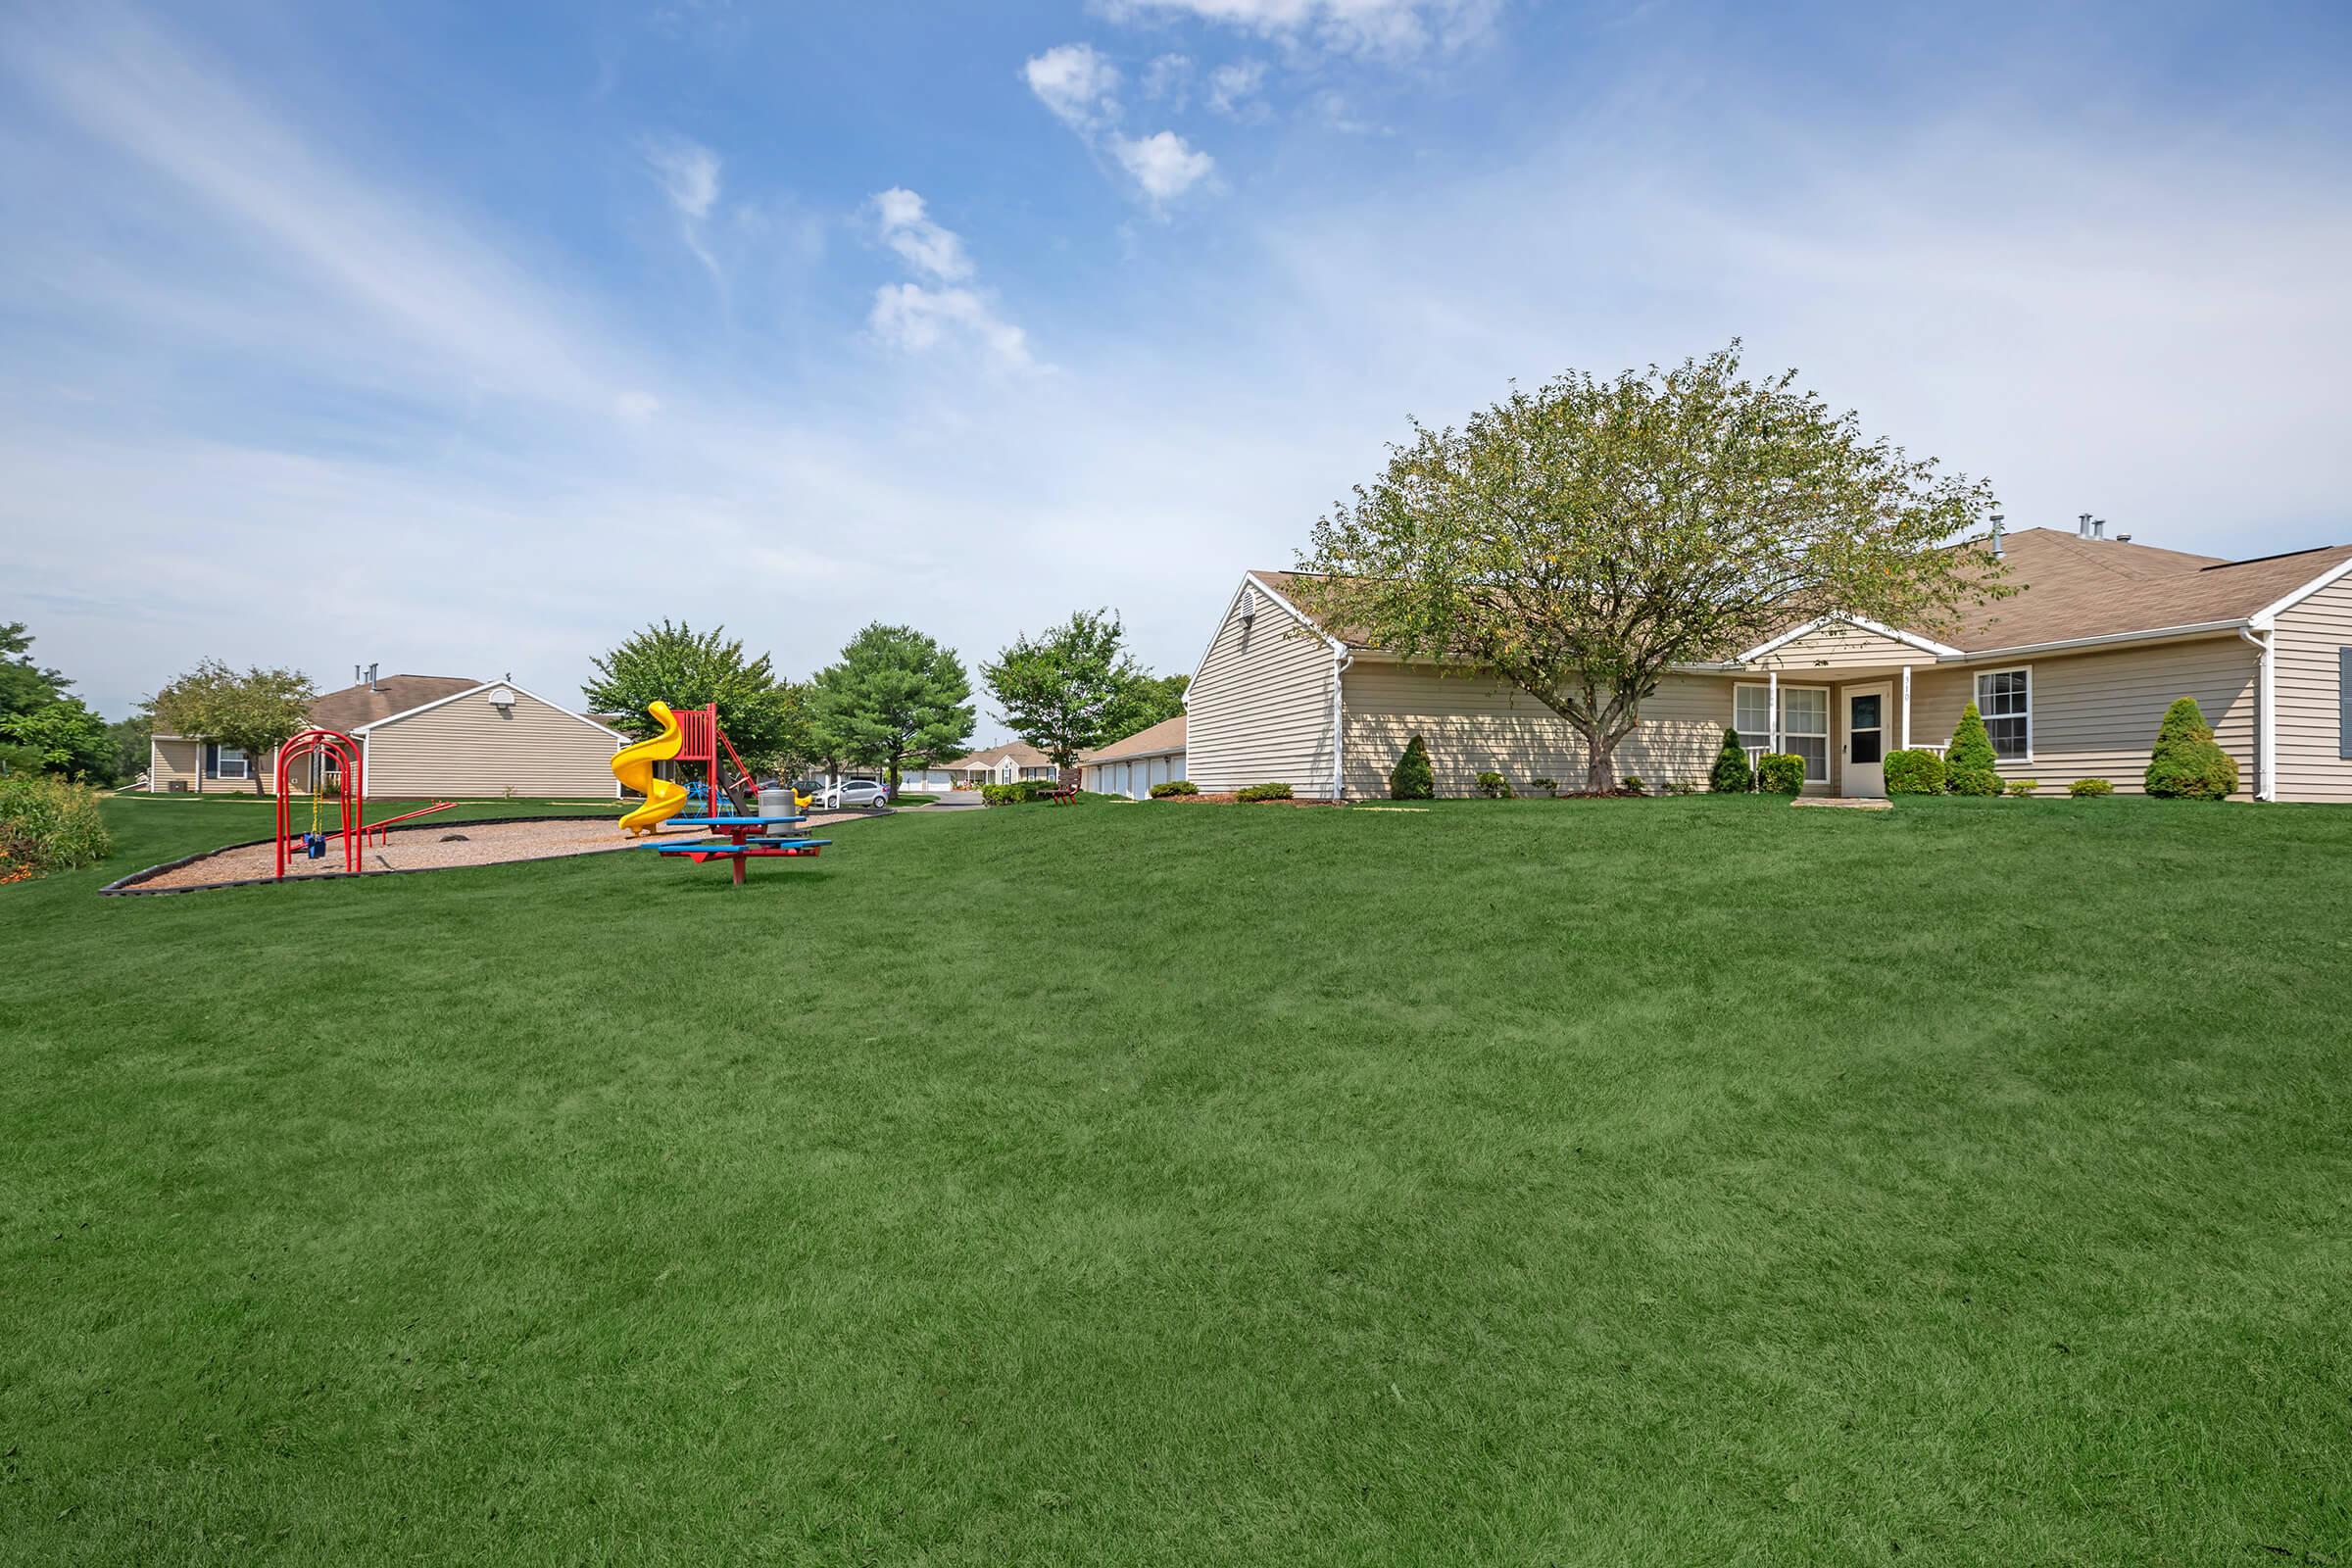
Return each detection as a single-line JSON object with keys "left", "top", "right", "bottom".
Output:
{"left": 612, "top": 701, "right": 690, "bottom": 836}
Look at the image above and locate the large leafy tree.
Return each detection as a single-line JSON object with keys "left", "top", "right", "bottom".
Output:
{"left": 1293, "top": 344, "right": 2008, "bottom": 792}
{"left": 583, "top": 620, "right": 805, "bottom": 768}
{"left": 1102, "top": 671, "right": 1187, "bottom": 744}
{"left": 108, "top": 712, "right": 153, "bottom": 785}
{"left": 0, "top": 622, "right": 113, "bottom": 781}
{"left": 982, "top": 610, "right": 1169, "bottom": 771}
{"left": 808, "top": 624, "right": 974, "bottom": 792}
{"left": 149, "top": 659, "right": 318, "bottom": 793}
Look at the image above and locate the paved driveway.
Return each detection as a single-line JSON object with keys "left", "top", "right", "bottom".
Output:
{"left": 929, "top": 790, "right": 986, "bottom": 810}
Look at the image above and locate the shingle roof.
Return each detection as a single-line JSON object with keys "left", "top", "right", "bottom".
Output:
{"left": 1081, "top": 714, "right": 1186, "bottom": 762}
{"left": 1256, "top": 528, "right": 2352, "bottom": 658}
{"left": 1940, "top": 528, "right": 2352, "bottom": 650}
{"left": 308, "top": 675, "right": 481, "bottom": 733}
{"left": 941, "top": 740, "right": 1054, "bottom": 770}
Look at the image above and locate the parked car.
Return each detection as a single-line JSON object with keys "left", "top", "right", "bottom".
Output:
{"left": 822, "top": 779, "right": 891, "bottom": 809}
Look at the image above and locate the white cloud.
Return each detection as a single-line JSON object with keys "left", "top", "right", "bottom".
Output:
{"left": 642, "top": 136, "right": 718, "bottom": 220}
{"left": 871, "top": 186, "right": 973, "bottom": 282}
{"left": 1028, "top": 41, "right": 1217, "bottom": 206}
{"left": 1093, "top": 0, "right": 1496, "bottom": 60}
{"left": 868, "top": 283, "right": 1031, "bottom": 368}
{"left": 1143, "top": 52, "right": 1193, "bottom": 106}
{"left": 1112, "top": 131, "right": 1217, "bottom": 201}
{"left": 862, "top": 186, "right": 1029, "bottom": 367}
{"left": 1206, "top": 58, "right": 1267, "bottom": 117}
{"left": 1023, "top": 42, "right": 1121, "bottom": 130}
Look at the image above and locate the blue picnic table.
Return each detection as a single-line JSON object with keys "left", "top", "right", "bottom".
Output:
{"left": 646, "top": 814, "right": 828, "bottom": 884}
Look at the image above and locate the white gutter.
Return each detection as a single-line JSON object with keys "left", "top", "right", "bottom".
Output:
{"left": 1933, "top": 618, "right": 2250, "bottom": 663}
{"left": 1330, "top": 649, "right": 1352, "bottom": 802}
{"left": 2236, "top": 624, "right": 2277, "bottom": 801}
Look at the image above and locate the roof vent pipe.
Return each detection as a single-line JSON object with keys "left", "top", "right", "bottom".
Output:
{"left": 1988, "top": 513, "right": 2004, "bottom": 558}
{"left": 2093, "top": 518, "right": 2108, "bottom": 540}
{"left": 368, "top": 662, "right": 379, "bottom": 691}
{"left": 2079, "top": 513, "right": 2094, "bottom": 538}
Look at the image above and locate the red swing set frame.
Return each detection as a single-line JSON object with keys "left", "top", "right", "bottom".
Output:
{"left": 274, "top": 727, "right": 366, "bottom": 878}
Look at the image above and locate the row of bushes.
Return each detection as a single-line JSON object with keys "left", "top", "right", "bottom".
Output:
{"left": 979, "top": 779, "right": 1056, "bottom": 806}
{"left": 1149, "top": 780, "right": 1198, "bottom": 798}
{"left": 0, "top": 775, "right": 112, "bottom": 882}
{"left": 1236, "top": 782, "right": 1293, "bottom": 802}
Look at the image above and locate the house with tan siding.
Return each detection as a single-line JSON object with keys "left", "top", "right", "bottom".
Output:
{"left": 149, "top": 673, "right": 627, "bottom": 800}
{"left": 1184, "top": 525, "right": 2352, "bottom": 803}
{"left": 1080, "top": 715, "right": 1187, "bottom": 798}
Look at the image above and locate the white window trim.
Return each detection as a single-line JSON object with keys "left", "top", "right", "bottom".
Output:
{"left": 1735, "top": 681, "right": 1830, "bottom": 782}
{"left": 1974, "top": 664, "right": 2034, "bottom": 762}
{"left": 213, "top": 743, "right": 250, "bottom": 780}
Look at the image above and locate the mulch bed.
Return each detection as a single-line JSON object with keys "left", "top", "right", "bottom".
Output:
{"left": 1149, "top": 793, "right": 1334, "bottom": 808}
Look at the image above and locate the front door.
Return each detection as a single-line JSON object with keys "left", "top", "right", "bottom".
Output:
{"left": 1844, "top": 684, "right": 1889, "bottom": 796}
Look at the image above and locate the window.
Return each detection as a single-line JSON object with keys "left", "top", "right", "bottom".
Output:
{"left": 213, "top": 744, "right": 248, "bottom": 780}
{"left": 1733, "top": 685, "right": 1772, "bottom": 745}
{"left": 1732, "top": 684, "right": 1828, "bottom": 781}
{"left": 1780, "top": 688, "right": 1829, "bottom": 782}
{"left": 1976, "top": 667, "right": 2031, "bottom": 760}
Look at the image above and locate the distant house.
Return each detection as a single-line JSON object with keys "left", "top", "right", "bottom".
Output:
{"left": 1183, "top": 525, "right": 2352, "bottom": 802}
{"left": 149, "top": 673, "right": 627, "bottom": 800}
{"left": 902, "top": 741, "right": 1061, "bottom": 791}
{"left": 1080, "top": 715, "right": 1186, "bottom": 799}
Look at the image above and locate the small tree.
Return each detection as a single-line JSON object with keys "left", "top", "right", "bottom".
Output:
{"left": 1943, "top": 703, "right": 2001, "bottom": 796}
{"left": 149, "top": 660, "right": 317, "bottom": 793}
{"left": 808, "top": 624, "right": 975, "bottom": 793}
{"left": 1710, "top": 728, "right": 1754, "bottom": 794}
{"left": 1389, "top": 735, "right": 1435, "bottom": 800}
{"left": 2144, "top": 697, "right": 2240, "bottom": 800}
{"left": 584, "top": 621, "right": 806, "bottom": 768}
{"left": 983, "top": 610, "right": 1154, "bottom": 773}
{"left": 1291, "top": 344, "right": 2008, "bottom": 793}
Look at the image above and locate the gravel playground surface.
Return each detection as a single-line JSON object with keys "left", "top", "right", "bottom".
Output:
{"left": 127, "top": 812, "right": 869, "bottom": 891}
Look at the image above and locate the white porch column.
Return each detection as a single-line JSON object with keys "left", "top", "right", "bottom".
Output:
{"left": 1900, "top": 665, "right": 1912, "bottom": 750}
{"left": 1767, "top": 669, "right": 1780, "bottom": 752}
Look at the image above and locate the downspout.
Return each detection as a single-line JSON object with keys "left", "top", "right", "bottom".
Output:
{"left": 1330, "top": 648, "right": 1352, "bottom": 802}
{"left": 2237, "top": 623, "right": 2276, "bottom": 801}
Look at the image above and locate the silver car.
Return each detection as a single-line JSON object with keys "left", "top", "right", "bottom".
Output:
{"left": 823, "top": 779, "right": 891, "bottom": 809}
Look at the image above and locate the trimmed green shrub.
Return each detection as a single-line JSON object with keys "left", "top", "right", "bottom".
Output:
{"left": 1473, "top": 770, "right": 1512, "bottom": 799}
{"left": 2144, "top": 697, "right": 2240, "bottom": 800}
{"left": 1529, "top": 776, "right": 1557, "bottom": 795}
{"left": 1943, "top": 703, "right": 2002, "bottom": 796}
{"left": 1389, "top": 735, "right": 1435, "bottom": 801}
{"left": 1883, "top": 748, "right": 1945, "bottom": 796}
{"left": 2004, "top": 778, "right": 2039, "bottom": 797}
{"left": 1756, "top": 753, "right": 1805, "bottom": 795}
{"left": 0, "top": 775, "right": 111, "bottom": 880}
{"left": 979, "top": 780, "right": 1052, "bottom": 806}
{"left": 1149, "top": 780, "right": 1199, "bottom": 798}
{"left": 1620, "top": 775, "right": 1646, "bottom": 796}
{"left": 2068, "top": 778, "right": 2114, "bottom": 798}
{"left": 1709, "top": 728, "right": 1754, "bottom": 794}
{"left": 1236, "top": 781, "right": 1293, "bottom": 803}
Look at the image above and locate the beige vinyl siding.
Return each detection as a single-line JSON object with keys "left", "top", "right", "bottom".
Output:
{"left": 149, "top": 738, "right": 204, "bottom": 792}
{"left": 1188, "top": 590, "right": 1336, "bottom": 797}
{"left": 1757, "top": 623, "right": 1935, "bottom": 672}
{"left": 1342, "top": 664, "right": 1738, "bottom": 796}
{"left": 362, "top": 689, "right": 622, "bottom": 799}
{"left": 2272, "top": 572, "right": 2352, "bottom": 802}
{"left": 1343, "top": 661, "right": 1578, "bottom": 797}
{"left": 1907, "top": 635, "right": 2258, "bottom": 795}
{"left": 1606, "top": 674, "right": 1733, "bottom": 791}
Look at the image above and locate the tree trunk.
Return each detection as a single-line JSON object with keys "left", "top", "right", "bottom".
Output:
{"left": 1583, "top": 732, "right": 1617, "bottom": 794}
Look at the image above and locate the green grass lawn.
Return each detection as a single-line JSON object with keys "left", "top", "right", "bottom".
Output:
{"left": 4, "top": 795, "right": 2349, "bottom": 1564}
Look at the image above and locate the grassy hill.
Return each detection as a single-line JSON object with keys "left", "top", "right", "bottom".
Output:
{"left": 4, "top": 794, "right": 2348, "bottom": 1564}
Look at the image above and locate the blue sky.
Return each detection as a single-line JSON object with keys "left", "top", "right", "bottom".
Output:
{"left": 4, "top": 0, "right": 2349, "bottom": 725}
